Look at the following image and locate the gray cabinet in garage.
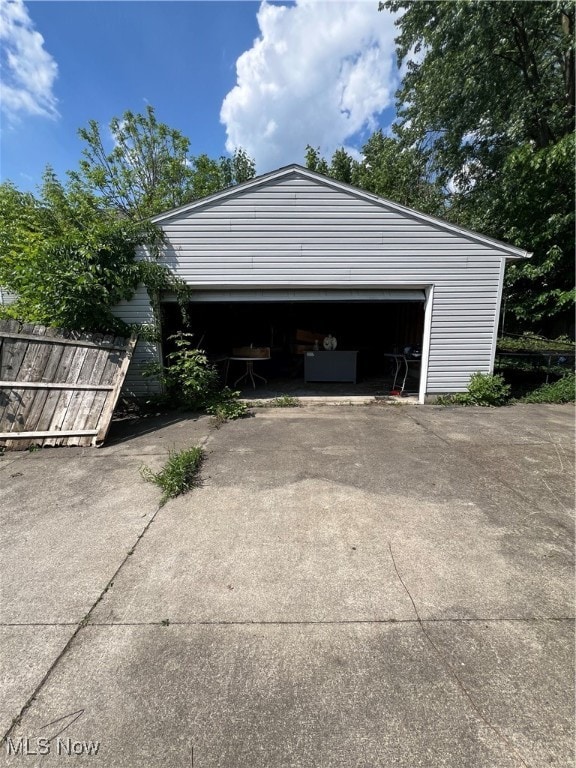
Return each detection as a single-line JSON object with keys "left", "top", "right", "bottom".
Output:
{"left": 304, "top": 351, "right": 358, "bottom": 383}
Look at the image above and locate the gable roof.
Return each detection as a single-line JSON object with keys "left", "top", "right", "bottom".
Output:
{"left": 151, "top": 164, "right": 531, "bottom": 260}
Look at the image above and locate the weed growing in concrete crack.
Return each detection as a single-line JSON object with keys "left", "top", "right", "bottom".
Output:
{"left": 141, "top": 446, "right": 204, "bottom": 506}
{"left": 270, "top": 395, "right": 301, "bottom": 408}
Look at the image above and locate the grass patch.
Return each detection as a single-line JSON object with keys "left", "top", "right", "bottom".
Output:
{"left": 141, "top": 446, "right": 204, "bottom": 506}
{"left": 519, "top": 373, "right": 575, "bottom": 404}
{"left": 497, "top": 334, "right": 574, "bottom": 353}
{"left": 205, "top": 391, "right": 248, "bottom": 421}
{"left": 270, "top": 395, "right": 301, "bottom": 408}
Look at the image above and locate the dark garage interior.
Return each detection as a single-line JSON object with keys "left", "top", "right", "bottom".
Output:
{"left": 161, "top": 299, "right": 425, "bottom": 394}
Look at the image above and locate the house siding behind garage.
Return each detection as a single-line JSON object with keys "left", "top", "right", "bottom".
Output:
{"left": 113, "top": 169, "right": 526, "bottom": 396}
{"left": 0, "top": 288, "right": 17, "bottom": 306}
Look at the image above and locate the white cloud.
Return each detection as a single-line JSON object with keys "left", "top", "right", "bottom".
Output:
{"left": 221, "top": 0, "right": 399, "bottom": 172}
{"left": 0, "top": 0, "right": 58, "bottom": 122}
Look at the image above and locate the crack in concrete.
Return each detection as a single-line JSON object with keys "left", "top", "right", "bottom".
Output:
{"left": 388, "top": 542, "right": 534, "bottom": 768}
{"left": 1, "top": 432, "right": 215, "bottom": 745}
{"left": 0, "top": 622, "right": 79, "bottom": 627}
{"left": 2, "top": 418, "right": 571, "bottom": 761}
{"left": 405, "top": 410, "right": 575, "bottom": 520}
{"left": 1, "top": 504, "right": 164, "bottom": 745}
{"left": 403, "top": 412, "right": 452, "bottom": 445}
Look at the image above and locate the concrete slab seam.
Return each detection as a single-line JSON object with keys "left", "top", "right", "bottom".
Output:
{"left": 81, "top": 617, "right": 575, "bottom": 627}
{"left": 0, "top": 623, "right": 79, "bottom": 627}
{"left": 388, "top": 542, "right": 534, "bottom": 768}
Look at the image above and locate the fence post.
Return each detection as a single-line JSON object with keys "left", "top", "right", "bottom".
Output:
{"left": 94, "top": 333, "right": 138, "bottom": 445}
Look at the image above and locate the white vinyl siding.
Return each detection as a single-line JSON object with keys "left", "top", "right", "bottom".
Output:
{"left": 115, "top": 169, "right": 526, "bottom": 396}
{"left": 0, "top": 288, "right": 17, "bottom": 306}
{"left": 113, "top": 284, "right": 161, "bottom": 397}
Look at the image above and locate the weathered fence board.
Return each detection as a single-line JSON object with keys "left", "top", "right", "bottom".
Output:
{"left": 0, "top": 330, "right": 127, "bottom": 350}
{"left": 0, "top": 382, "right": 114, "bottom": 390}
{"left": 0, "top": 320, "right": 137, "bottom": 449}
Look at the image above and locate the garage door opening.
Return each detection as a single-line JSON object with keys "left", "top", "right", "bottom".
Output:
{"left": 160, "top": 293, "right": 426, "bottom": 398}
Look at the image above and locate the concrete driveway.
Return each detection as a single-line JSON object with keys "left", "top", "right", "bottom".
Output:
{"left": 1, "top": 403, "right": 573, "bottom": 767}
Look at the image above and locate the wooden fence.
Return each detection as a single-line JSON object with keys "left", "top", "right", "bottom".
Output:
{"left": 0, "top": 320, "right": 137, "bottom": 450}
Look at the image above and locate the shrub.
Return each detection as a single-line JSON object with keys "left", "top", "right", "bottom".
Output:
{"left": 521, "top": 372, "right": 575, "bottom": 404}
{"left": 144, "top": 333, "right": 246, "bottom": 420}
{"left": 437, "top": 372, "right": 511, "bottom": 407}
{"left": 466, "top": 372, "right": 511, "bottom": 406}
{"left": 0, "top": 175, "right": 168, "bottom": 334}
{"left": 160, "top": 333, "right": 219, "bottom": 409}
{"left": 141, "top": 446, "right": 204, "bottom": 506}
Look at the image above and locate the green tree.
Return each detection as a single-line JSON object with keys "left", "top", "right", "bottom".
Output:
{"left": 382, "top": 0, "right": 573, "bottom": 170}
{"left": 381, "top": 0, "right": 575, "bottom": 332}
{"left": 186, "top": 148, "right": 255, "bottom": 201}
{"left": 304, "top": 145, "right": 329, "bottom": 175}
{"left": 71, "top": 105, "right": 255, "bottom": 220}
{"left": 71, "top": 106, "right": 194, "bottom": 219}
{"left": 304, "top": 133, "right": 445, "bottom": 215}
{"left": 219, "top": 147, "right": 256, "bottom": 188}
{"left": 0, "top": 171, "right": 158, "bottom": 332}
{"left": 351, "top": 131, "right": 445, "bottom": 215}
{"left": 0, "top": 108, "right": 254, "bottom": 333}
{"left": 493, "top": 136, "right": 574, "bottom": 327}
{"left": 329, "top": 147, "right": 354, "bottom": 184}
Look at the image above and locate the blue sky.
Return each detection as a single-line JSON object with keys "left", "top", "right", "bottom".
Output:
{"left": 1, "top": 0, "right": 401, "bottom": 193}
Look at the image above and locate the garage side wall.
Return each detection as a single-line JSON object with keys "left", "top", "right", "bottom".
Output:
{"left": 148, "top": 173, "right": 508, "bottom": 394}
{"left": 113, "top": 284, "right": 162, "bottom": 397}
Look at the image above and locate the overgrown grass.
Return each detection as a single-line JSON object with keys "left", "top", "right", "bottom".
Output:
{"left": 519, "top": 373, "right": 575, "bottom": 404}
{"left": 141, "top": 446, "right": 204, "bottom": 506}
{"left": 497, "top": 333, "right": 574, "bottom": 353}
{"left": 270, "top": 395, "right": 301, "bottom": 408}
{"left": 204, "top": 390, "right": 248, "bottom": 420}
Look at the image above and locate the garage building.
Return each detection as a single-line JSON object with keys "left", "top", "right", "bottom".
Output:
{"left": 113, "top": 165, "right": 530, "bottom": 403}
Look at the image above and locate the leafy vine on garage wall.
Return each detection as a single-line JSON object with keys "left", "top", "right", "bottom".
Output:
{"left": 0, "top": 171, "right": 190, "bottom": 338}
{"left": 0, "top": 106, "right": 256, "bottom": 339}
{"left": 137, "top": 260, "right": 193, "bottom": 342}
